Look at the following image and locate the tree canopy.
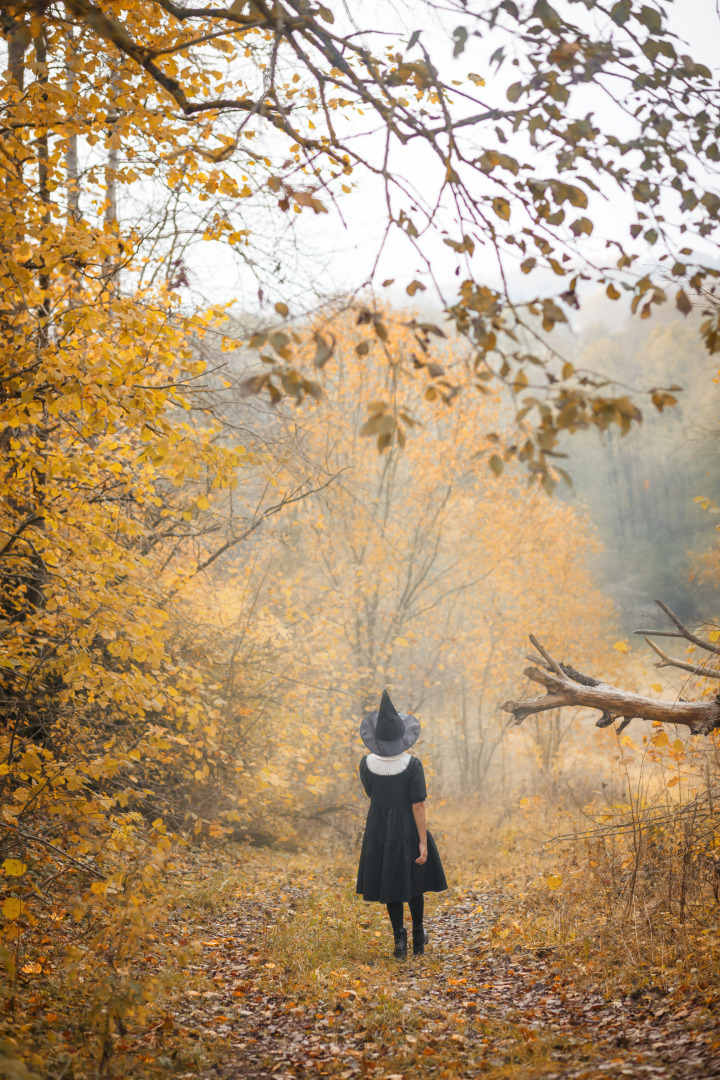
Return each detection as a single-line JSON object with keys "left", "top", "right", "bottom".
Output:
{"left": 3, "top": 0, "right": 720, "bottom": 484}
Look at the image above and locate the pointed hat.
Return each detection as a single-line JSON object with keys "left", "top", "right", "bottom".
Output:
{"left": 360, "top": 689, "right": 420, "bottom": 757}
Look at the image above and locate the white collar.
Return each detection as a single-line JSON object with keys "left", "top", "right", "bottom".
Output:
{"left": 366, "top": 752, "right": 411, "bottom": 775}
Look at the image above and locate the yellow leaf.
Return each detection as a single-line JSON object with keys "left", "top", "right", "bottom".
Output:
{"left": 613, "top": 640, "right": 630, "bottom": 653}
{"left": 196, "top": 495, "right": 210, "bottom": 510}
{"left": 2, "top": 859, "right": 26, "bottom": 877}
{"left": 394, "top": 636, "right": 409, "bottom": 647}
{"left": 492, "top": 197, "right": 510, "bottom": 221}
{"left": 652, "top": 731, "right": 669, "bottom": 748}
{"left": 546, "top": 875, "right": 562, "bottom": 890}
{"left": 2, "top": 897, "right": 23, "bottom": 920}
{"left": 650, "top": 683, "right": 662, "bottom": 693}
{"left": 667, "top": 776, "right": 680, "bottom": 787}
{"left": 90, "top": 881, "right": 108, "bottom": 895}
{"left": 620, "top": 735, "right": 638, "bottom": 750}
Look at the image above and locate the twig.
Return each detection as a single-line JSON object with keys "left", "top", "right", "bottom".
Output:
{"left": 644, "top": 636, "right": 720, "bottom": 680}
{"left": 528, "top": 634, "right": 566, "bottom": 679}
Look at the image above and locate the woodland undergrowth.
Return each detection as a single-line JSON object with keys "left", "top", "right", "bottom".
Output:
{"left": 2, "top": 780, "right": 719, "bottom": 1080}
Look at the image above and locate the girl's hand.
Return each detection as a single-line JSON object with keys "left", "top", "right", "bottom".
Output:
{"left": 415, "top": 842, "right": 427, "bottom": 865}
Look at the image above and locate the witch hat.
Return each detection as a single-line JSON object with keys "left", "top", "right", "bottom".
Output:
{"left": 360, "top": 689, "right": 420, "bottom": 757}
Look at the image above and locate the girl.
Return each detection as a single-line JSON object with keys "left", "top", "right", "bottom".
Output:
{"left": 355, "top": 689, "right": 448, "bottom": 959}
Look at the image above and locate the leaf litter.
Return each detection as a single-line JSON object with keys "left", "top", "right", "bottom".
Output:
{"left": 4, "top": 845, "right": 719, "bottom": 1079}
{"left": 141, "top": 849, "right": 720, "bottom": 1080}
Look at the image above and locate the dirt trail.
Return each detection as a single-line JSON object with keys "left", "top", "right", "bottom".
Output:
{"left": 164, "top": 885, "right": 720, "bottom": 1080}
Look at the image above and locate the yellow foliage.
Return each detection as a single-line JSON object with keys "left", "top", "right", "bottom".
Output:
{"left": 1, "top": 898, "right": 23, "bottom": 921}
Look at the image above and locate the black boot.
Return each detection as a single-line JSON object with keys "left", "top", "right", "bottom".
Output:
{"left": 412, "top": 926, "right": 429, "bottom": 956}
{"left": 393, "top": 927, "right": 407, "bottom": 960}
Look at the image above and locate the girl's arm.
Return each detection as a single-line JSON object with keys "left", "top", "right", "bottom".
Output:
{"left": 412, "top": 802, "right": 427, "bottom": 864}
{"left": 359, "top": 756, "right": 372, "bottom": 798}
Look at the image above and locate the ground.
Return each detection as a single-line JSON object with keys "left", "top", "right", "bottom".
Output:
{"left": 104, "top": 850, "right": 720, "bottom": 1079}
{"left": 4, "top": 844, "right": 720, "bottom": 1080}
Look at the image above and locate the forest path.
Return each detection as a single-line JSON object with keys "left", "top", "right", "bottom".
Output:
{"left": 159, "top": 867, "right": 719, "bottom": 1080}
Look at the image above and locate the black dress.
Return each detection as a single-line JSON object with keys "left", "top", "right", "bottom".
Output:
{"left": 355, "top": 754, "right": 448, "bottom": 903}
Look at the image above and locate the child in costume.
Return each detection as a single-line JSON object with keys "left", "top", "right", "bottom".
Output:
{"left": 355, "top": 689, "right": 448, "bottom": 959}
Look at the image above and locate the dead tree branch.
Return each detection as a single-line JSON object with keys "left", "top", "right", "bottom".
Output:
{"left": 634, "top": 598, "right": 720, "bottom": 654}
{"left": 643, "top": 636, "right": 720, "bottom": 680}
{"left": 502, "top": 633, "right": 720, "bottom": 736}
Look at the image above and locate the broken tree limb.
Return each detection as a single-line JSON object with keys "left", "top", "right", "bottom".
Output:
{"left": 505, "top": 603, "right": 720, "bottom": 736}
{"left": 502, "top": 654, "right": 720, "bottom": 735}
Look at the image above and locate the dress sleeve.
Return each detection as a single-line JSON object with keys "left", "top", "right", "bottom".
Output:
{"left": 359, "top": 756, "right": 372, "bottom": 798}
{"left": 408, "top": 757, "right": 427, "bottom": 803}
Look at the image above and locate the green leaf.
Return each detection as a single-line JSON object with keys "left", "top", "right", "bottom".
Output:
{"left": 541, "top": 472, "right": 557, "bottom": 496}
{"left": 638, "top": 5, "right": 663, "bottom": 33}
{"left": 610, "top": 0, "right": 631, "bottom": 25}
{"left": 360, "top": 413, "right": 395, "bottom": 437}
{"left": 532, "top": 0, "right": 562, "bottom": 31}
{"left": 269, "top": 331, "right": 290, "bottom": 351}
{"left": 488, "top": 454, "right": 504, "bottom": 476}
{"left": 312, "top": 332, "right": 335, "bottom": 368}
{"left": 302, "top": 378, "right": 323, "bottom": 400}
{"left": 453, "top": 26, "right": 468, "bottom": 57}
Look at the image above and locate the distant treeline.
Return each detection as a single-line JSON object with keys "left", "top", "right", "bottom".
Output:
{"left": 560, "top": 307, "right": 720, "bottom": 627}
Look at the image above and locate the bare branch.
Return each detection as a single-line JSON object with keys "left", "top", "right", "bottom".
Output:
{"left": 643, "top": 636, "right": 720, "bottom": 680}
{"left": 528, "top": 634, "right": 565, "bottom": 678}
{"left": 652, "top": 598, "right": 718, "bottom": 653}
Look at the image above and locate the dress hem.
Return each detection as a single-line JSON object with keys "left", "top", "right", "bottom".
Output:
{"left": 356, "top": 885, "right": 448, "bottom": 903}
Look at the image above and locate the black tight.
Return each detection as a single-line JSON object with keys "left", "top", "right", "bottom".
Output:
{"left": 386, "top": 894, "right": 424, "bottom": 935}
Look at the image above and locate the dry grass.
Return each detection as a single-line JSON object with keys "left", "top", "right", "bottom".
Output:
{"left": 427, "top": 780, "right": 720, "bottom": 1004}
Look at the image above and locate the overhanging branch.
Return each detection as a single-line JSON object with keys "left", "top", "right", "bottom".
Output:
{"left": 502, "top": 632, "right": 720, "bottom": 736}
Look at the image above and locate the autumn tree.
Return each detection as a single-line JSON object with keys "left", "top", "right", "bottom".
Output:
{"left": 216, "top": 310, "right": 621, "bottom": 806}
